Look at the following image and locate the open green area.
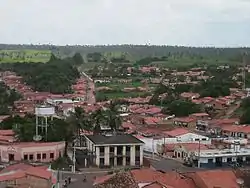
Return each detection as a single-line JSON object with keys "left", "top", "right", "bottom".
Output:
{"left": 0, "top": 49, "right": 51, "bottom": 63}
{"left": 2, "top": 44, "right": 248, "bottom": 67}
{"left": 96, "top": 81, "right": 144, "bottom": 88}
{"left": 96, "top": 91, "right": 150, "bottom": 101}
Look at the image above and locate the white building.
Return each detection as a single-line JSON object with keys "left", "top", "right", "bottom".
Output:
{"left": 136, "top": 132, "right": 211, "bottom": 154}
{"left": 192, "top": 145, "right": 250, "bottom": 168}
{"left": 84, "top": 134, "right": 144, "bottom": 167}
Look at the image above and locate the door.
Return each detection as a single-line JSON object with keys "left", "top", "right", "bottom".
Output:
{"left": 8, "top": 154, "right": 15, "bottom": 161}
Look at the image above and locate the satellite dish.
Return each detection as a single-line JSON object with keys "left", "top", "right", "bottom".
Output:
{"left": 33, "top": 135, "right": 42, "bottom": 141}
{"left": 236, "top": 178, "right": 244, "bottom": 186}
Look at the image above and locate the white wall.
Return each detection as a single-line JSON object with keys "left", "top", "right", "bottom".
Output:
{"left": 138, "top": 133, "right": 211, "bottom": 154}
{"left": 47, "top": 98, "right": 73, "bottom": 105}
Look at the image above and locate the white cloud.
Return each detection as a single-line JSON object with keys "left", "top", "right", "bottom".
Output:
{"left": 0, "top": 0, "right": 249, "bottom": 46}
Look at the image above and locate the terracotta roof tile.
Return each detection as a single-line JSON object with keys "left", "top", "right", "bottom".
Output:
{"left": 189, "top": 169, "right": 239, "bottom": 188}
{"left": 163, "top": 128, "right": 190, "bottom": 137}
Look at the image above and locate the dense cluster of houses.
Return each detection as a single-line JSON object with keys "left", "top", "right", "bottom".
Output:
{"left": 0, "top": 71, "right": 99, "bottom": 164}
{"left": 1, "top": 65, "right": 250, "bottom": 187}
{"left": 94, "top": 168, "right": 245, "bottom": 188}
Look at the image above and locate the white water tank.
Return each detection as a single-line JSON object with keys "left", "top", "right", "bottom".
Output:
{"left": 35, "top": 106, "right": 55, "bottom": 116}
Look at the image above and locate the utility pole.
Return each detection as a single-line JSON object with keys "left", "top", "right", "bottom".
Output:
{"left": 56, "top": 169, "right": 60, "bottom": 188}
{"left": 198, "top": 140, "right": 201, "bottom": 168}
{"left": 72, "top": 141, "right": 76, "bottom": 173}
{"left": 152, "top": 138, "right": 155, "bottom": 159}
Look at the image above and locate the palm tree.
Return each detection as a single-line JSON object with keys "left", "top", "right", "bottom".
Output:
{"left": 67, "top": 107, "right": 92, "bottom": 146}
{"left": 90, "top": 108, "right": 104, "bottom": 134}
{"left": 91, "top": 102, "right": 122, "bottom": 134}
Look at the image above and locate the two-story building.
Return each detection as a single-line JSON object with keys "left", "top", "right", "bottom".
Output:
{"left": 173, "top": 117, "right": 196, "bottom": 129}
{"left": 84, "top": 134, "right": 144, "bottom": 168}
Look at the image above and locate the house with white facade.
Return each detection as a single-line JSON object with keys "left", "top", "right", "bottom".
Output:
{"left": 135, "top": 128, "right": 211, "bottom": 154}
{"left": 190, "top": 143, "right": 250, "bottom": 168}
{"left": 84, "top": 134, "right": 144, "bottom": 168}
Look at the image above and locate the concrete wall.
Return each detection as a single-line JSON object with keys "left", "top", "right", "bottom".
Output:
{"left": 139, "top": 134, "right": 211, "bottom": 154}
{"left": 0, "top": 142, "right": 65, "bottom": 163}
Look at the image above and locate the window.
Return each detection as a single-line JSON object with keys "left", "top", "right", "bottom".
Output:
{"left": 42, "top": 153, "right": 46, "bottom": 159}
{"left": 24, "top": 154, "right": 28, "bottom": 160}
{"left": 29, "top": 154, "right": 34, "bottom": 160}
{"left": 126, "top": 146, "right": 130, "bottom": 152}
{"left": 100, "top": 158, "right": 104, "bottom": 166}
{"left": 100, "top": 146, "right": 104, "bottom": 153}
{"left": 135, "top": 146, "right": 140, "bottom": 151}
{"left": 50, "top": 153, "right": 54, "bottom": 159}
{"left": 37, "top": 154, "right": 41, "bottom": 160}
{"left": 110, "top": 147, "right": 114, "bottom": 153}
{"left": 195, "top": 138, "right": 199, "bottom": 141}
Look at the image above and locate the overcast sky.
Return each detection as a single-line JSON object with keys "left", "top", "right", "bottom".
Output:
{"left": 1, "top": 0, "right": 250, "bottom": 47}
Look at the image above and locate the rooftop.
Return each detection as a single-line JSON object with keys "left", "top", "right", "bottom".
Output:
{"left": 85, "top": 134, "right": 144, "bottom": 145}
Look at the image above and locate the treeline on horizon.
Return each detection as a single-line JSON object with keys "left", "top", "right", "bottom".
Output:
{"left": 1, "top": 44, "right": 250, "bottom": 61}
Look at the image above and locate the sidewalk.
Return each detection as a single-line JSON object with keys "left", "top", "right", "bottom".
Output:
{"left": 51, "top": 167, "right": 122, "bottom": 175}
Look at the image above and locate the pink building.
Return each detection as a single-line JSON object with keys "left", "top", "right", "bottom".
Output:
{"left": 0, "top": 130, "right": 65, "bottom": 163}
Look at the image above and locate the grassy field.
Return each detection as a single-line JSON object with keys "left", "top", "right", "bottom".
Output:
{"left": 96, "top": 81, "right": 144, "bottom": 88}
{"left": 96, "top": 91, "right": 150, "bottom": 100}
{"left": 0, "top": 50, "right": 51, "bottom": 63}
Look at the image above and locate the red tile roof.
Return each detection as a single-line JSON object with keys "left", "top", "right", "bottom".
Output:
{"left": 0, "top": 129, "right": 15, "bottom": 136}
{"left": 131, "top": 169, "right": 164, "bottom": 183}
{"left": 173, "top": 117, "right": 196, "bottom": 123}
{"left": 0, "top": 163, "right": 52, "bottom": 182}
{"left": 156, "top": 172, "right": 196, "bottom": 188}
{"left": 25, "top": 166, "right": 52, "bottom": 180}
{"left": 163, "top": 128, "right": 190, "bottom": 137}
{"left": 190, "top": 113, "right": 209, "bottom": 117}
{"left": 222, "top": 125, "right": 250, "bottom": 134}
{"left": 189, "top": 169, "right": 239, "bottom": 188}
{"left": 0, "top": 171, "right": 26, "bottom": 182}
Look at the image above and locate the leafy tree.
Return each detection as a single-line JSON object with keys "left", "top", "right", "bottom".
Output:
{"left": 72, "top": 53, "right": 84, "bottom": 65}
{"left": 0, "top": 57, "right": 80, "bottom": 94}
{"left": 91, "top": 102, "right": 122, "bottom": 133}
{"left": 240, "top": 108, "right": 250, "bottom": 124}
{"left": 66, "top": 107, "right": 92, "bottom": 144}
{"left": 193, "top": 79, "right": 231, "bottom": 98}
{"left": 162, "top": 100, "right": 201, "bottom": 117}
{"left": 0, "top": 83, "right": 21, "bottom": 115}
{"left": 87, "top": 52, "right": 102, "bottom": 62}
{"left": 49, "top": 53, "right": 58, "bottom": 62}
{"left": 0, "top": 115, "right": 26, "bottom": 130}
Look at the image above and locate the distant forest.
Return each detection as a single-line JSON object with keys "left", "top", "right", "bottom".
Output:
{"left": 1, "top": 44, "right": 250, "bottom": 65}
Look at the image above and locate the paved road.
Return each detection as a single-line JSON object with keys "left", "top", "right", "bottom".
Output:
{"left": 149, "top": 157, "right": 199, "bottom": 172}
{"left": 58, "top": 171, "right": 106, "bottom": 188}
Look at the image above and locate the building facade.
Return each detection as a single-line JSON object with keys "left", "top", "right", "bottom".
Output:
{"left": 192, "top": 146, "right": 250, "bottom": 168}
{"left": 0, "top": 142, "right": 65, "bottom": 163}
{"left": 84, "top": 134, "right": 144, "bottom": 167}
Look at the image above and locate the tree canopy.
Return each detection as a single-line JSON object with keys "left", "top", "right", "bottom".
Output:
{"left": 240, "top": 97, "right": 250, "bottom": 124}
{"left": 0, "top": 54, "right": 81, "bottom": 94}
{"left": 0, "top": 83, "right": 21, "bottom": 115}
{"left": 161, "top": 99, "right": 201, "bottom": 117}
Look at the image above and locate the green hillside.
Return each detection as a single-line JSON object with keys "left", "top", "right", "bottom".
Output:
{"left": 0, "top": 49, "right": 51, "bottom": 63}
